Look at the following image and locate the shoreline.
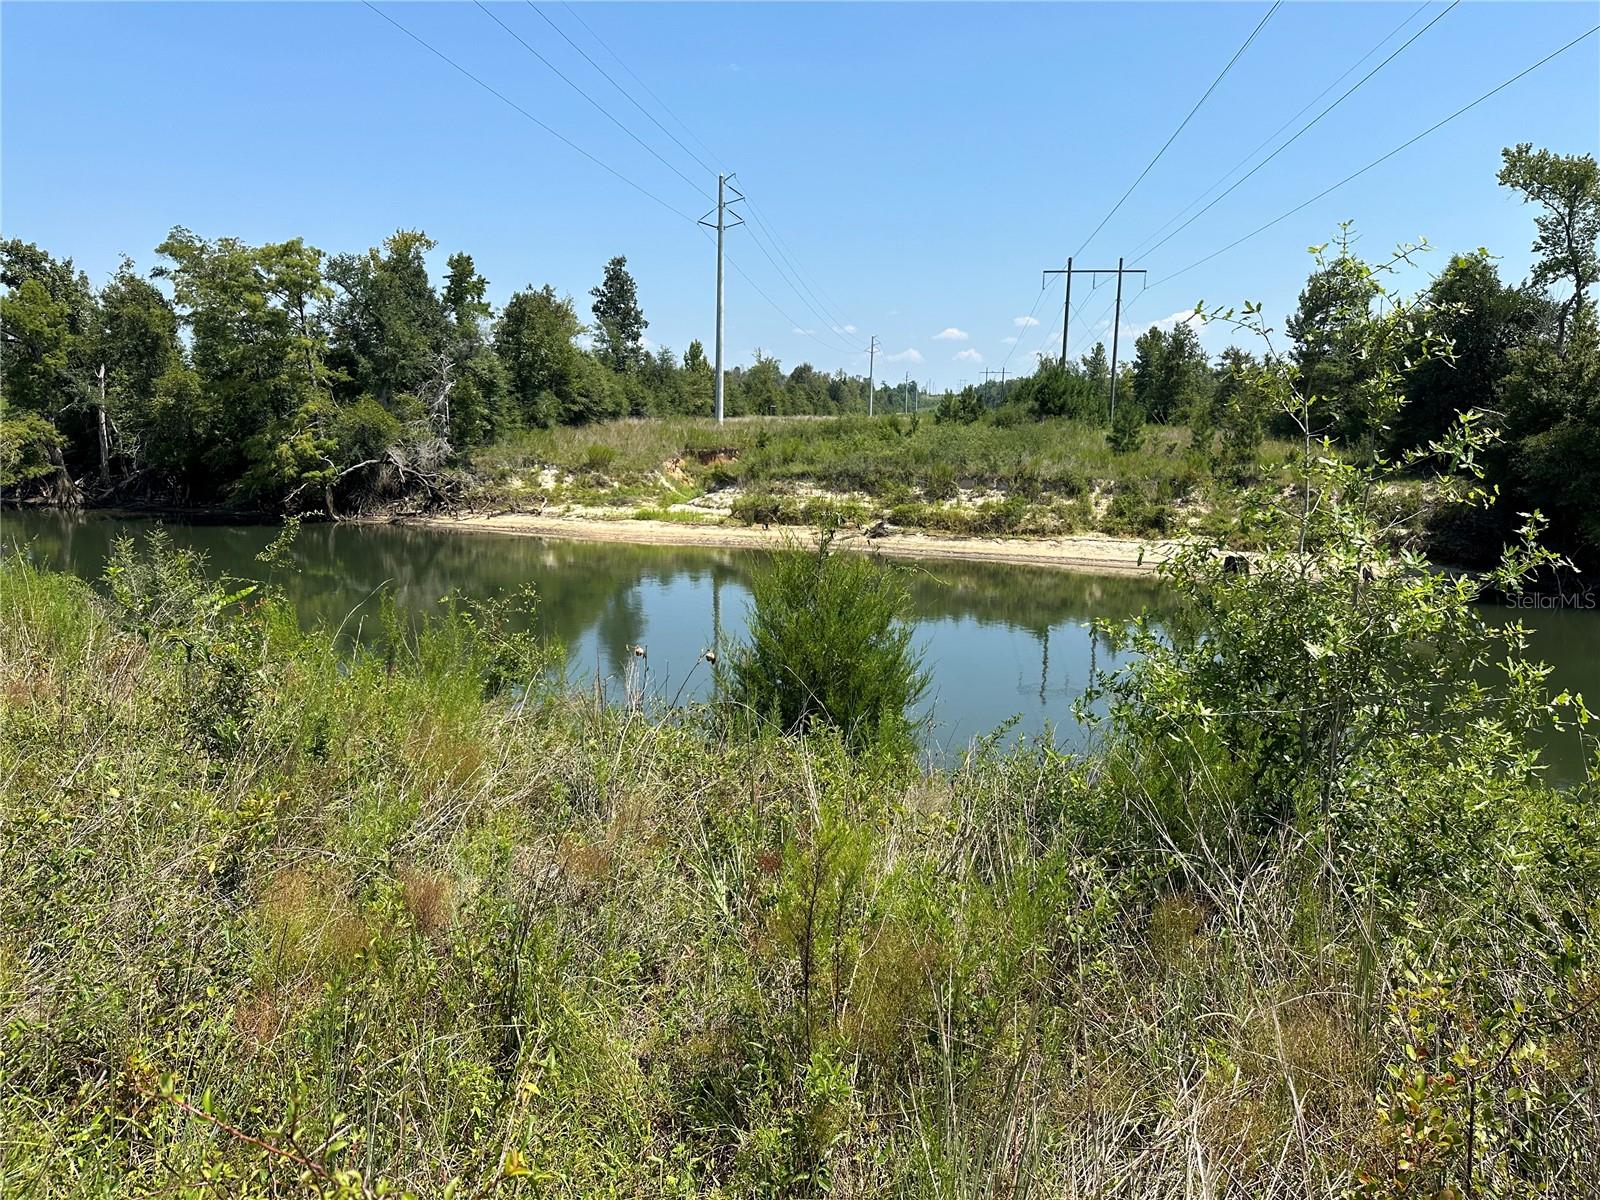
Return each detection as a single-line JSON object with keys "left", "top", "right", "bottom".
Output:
{"left": 399, "top": 511, "right": 1177, "bottom": 574}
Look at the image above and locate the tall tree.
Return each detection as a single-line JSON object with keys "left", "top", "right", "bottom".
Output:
{"left": 1392, "top": 252, "right": 1544, "bottom": 453}
{"left": 1498, "top": 143, "right": 1600, "bottom": 356}
{"left": 1286, "top": 231, "right": 1385, "bottom": 441}
{"left": 0, "top": 240, "right": 97, "bottom": 471}
{"left": 439, "top": 252, "right": 506, "bottom": 447}
{"left": 1131, "top": 321, "right": 1208, "bottom": 424}
{"left": 589, "top": 255, "right": 647, "bottom": 373}
{"left": 95, "top": 258, "right": 182, "bottom": 479}
{"left": 154, "top": 228, "right": 339, "bottom": 505}
{"left": 495, "top": 285, "right": 583, "bottom": 427}
{"left": 326, "top": 230, "right": 449, "bottom": 407}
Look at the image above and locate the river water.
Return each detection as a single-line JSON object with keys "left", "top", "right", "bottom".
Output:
{"left": 5, "top": 511, "right": 1597, "bottom": 779}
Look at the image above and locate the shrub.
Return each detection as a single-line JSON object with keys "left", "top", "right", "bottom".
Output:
{"left": 721, "top": 532, "right": 928, "bottom": 754}
{"left": 1108, "top": 399, "right": 1146, "bottom": 454}
{"left": 581, "top": 442, "right": 619, "bottom": 474}
{"left": 921, "top": 461, "right": 959, "bottom": 501}
{"left": 730, "top": 490, "right": 784, "bottom": 527}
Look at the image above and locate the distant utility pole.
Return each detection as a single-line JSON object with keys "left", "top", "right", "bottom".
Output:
{"left": 1042, "top": 256, "right": 1145, "bottom": 416}
{"left": 867, "top": 335, "right": 879, "bottom": 416}
{"left": 699, "top": 174, "right": 744, "bottom": 425}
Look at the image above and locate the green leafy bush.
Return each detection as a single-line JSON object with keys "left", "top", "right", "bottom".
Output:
{"left": 722, "top": 532, "right": 928, "bottom": 753}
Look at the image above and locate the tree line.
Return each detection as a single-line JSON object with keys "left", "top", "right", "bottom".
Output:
{"left": 936, "top": 144, "right": 1600, "bottom": 570}
{"left": 1, "top": 230, "right": 878, "bottom": 514}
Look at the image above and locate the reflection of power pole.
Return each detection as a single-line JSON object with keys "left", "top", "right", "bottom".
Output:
{"left": 1039, "top": 626, "right": 1050, "bottom": 705}
{"left": 699, "top": 174, "right": 744, "bottom": 425}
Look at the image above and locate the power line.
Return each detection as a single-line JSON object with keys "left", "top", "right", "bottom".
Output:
{"left": 539, "top": 2, "right": 865, "bottom": 342}
{"left": 525, "top": 2, "right": 720, "bottom": 178}
{"left": 473, "top": 2, "right": 710, "bottom": 201}
{"left": 733, "top": 201, "right": 862, "bottom": 353}
{"left": 361, "top": 1, "right": 698, "bottom": 224}
{"left": 1136, "top": 0, "right": 1460, "bottom": 262}
{"left": 1073, "top": 0, "right": 1282, "bottom": 259}
{"left": 1146, "top": 22, "right": 1600, "bottom": 291}
{"left": 740, "top": 197, "right": 861, "bottom": 335}
{"left": 1129, "top": 0, "right": 1432, "bottom": 259}
{"left": 558, "top": 1, "right": 727, "bottom": 176}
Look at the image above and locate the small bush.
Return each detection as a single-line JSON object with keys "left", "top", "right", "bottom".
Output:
{"left": 921, "top": 461, "right": 959, "bottom": 501}
{"left": 581, "top": 442, "right": 619, "bottom": 474}
{"left": 722, "top": 532, "right": 928, "bottom": 754}
{"left": 731, "top": 491, "right": 784, "bottom": 527}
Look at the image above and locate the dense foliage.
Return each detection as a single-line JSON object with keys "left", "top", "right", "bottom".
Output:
{"left": 0, "top": 232, "right": 879, "bottom": 514}
{"left": 3, "top": 143, "right": 1596, "bottom": 568}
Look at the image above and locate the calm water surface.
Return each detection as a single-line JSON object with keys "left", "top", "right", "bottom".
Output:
{"left": 5, "top": 511, "right": 1598, "bottom": 777}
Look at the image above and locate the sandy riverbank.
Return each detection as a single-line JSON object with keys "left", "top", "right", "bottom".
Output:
{"left": 403, "top": 511, "right": 1177, "bottom": 574}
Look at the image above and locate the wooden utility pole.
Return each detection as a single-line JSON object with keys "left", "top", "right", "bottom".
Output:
{"left": 1042, "top": 258, "right": 1145, "bottom": 420}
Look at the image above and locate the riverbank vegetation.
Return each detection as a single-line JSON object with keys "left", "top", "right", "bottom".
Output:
{"left": 6, "top": 242, "right": 1600, "bottom": 1194}
{"left": 3, "top": 461, "right": 1597, "bottom": 1195}
{"left": 4, "top": 145, "right": 1597, "bottom": 570}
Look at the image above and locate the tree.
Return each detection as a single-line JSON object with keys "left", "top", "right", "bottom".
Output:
{"left": 743, "top": 350, "right": 783, "bottom": 415}
{"left": 495, "top": 285, "right": 583, "bottom": 428}
{"left": 439, "top": 252, "right": 506, "bottom": 448}
{"left": 326, "top": 230, "right": 449, "bottom": 406}
{"left": 1130, "top": 322, "right": 1209, "bottom": 425}
{"left": 1080, "top": 342, "right": 1110, "bottom": 401}
{"left": 722, "top": 533, "right": 928, "bottom": 755}
{"left": 95, "top": 258, "right": 182, "bottom": 480}
{"left": 589, "top": 255, "right": 647, "bottom": 373}
{"left": 1498, "top": 143, "right": 1600, "bottom": 356}
{"left": 1286, "top": 229, "right": 1389, "bottom": 442}
{"left": 1204, "top": 347, "right": 1269, "bottom": 478}
{"left": 935, "top": 385, "right": 984, "bottom": 425}
{"left": 0, "top": 240, "right": 96, "bottom": 484}
{"left": 1392, "top": 252, "right": 1543, "bottom": 454}
{"left": 1020, "top": 359, "right": 1102, "bottom": 422}
{"left": 154, "top": 228, "right": 339, "bottom": 506}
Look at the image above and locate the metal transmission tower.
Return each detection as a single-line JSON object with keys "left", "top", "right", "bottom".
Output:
{"left": 698, "top": 174, "right": 744, "bottom": 425}
{"left": 867, "top": 336, "right": 880, "bottom": 416}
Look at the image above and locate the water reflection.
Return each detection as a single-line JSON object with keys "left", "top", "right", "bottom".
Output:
{"left": 3, "top": 511, "right": 1174, "bottom": 757}
{"left": 5, "top": 510, "right": 1595, "bottom": 777}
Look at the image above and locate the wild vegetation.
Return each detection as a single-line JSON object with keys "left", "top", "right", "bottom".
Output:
{"left": 4, "top": 145, "right": 1597, "bottom": 571}
{"left": 4, "top": 215, "right": 1600, "bottom": 1197}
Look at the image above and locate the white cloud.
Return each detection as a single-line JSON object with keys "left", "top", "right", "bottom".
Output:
{"left": 833, "top": 323, "right": 857, "bottom": 335}
{"left": 1001, "top": 335, "right": 1019, "bottom": 345}
{"left": 883, "top": 347, "right": 923, "bottom": 364}
{"left": 574, "top": 332, "right": 595, "bottom": 351}
{"left": 1093, "top": 309, "right": 1203, "bottom": 349}
{"left": 953, "top": 348, "right": 984, "bottom": 364}
{"left": 932, "top": 327, "right": 970, "bottom": 341}
{"left": 1150, "top": 308, "right": 1201, "bottom": 333}
{"left": 792, "top": 326, "right": 815, "bottom": 336}
{"left": 1013, "top": 315, "right": 1040, "bottom": 328}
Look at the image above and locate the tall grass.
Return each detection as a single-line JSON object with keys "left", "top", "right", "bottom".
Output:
{"left": 2, "top": 542, "right": 1596, "bottom": 1197}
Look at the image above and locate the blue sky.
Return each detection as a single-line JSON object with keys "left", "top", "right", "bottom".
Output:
{"left": 3, "top": 1, "right": 1597, "bottom": 390}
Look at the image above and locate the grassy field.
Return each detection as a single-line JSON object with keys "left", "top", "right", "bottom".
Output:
{"left": 3, "top": 539, "right": 1596, "bottom": 1197}
{"left": 466, "top": 415, "right": 1302, "bottom": 541}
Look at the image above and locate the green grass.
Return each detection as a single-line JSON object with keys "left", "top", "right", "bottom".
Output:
{"left": 3, "top": 546, "right": 1595, "bottom": 1197}
{"left": 465, "top": 415, "right": 1300, "bottom": 543}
